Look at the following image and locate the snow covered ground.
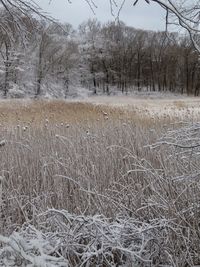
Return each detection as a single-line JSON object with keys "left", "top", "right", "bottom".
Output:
{"left": 3, "top": 85, "right": 200, "bottom": 119}
{"left": 76, "top": 91, "right": 200, "bottom": 119}
{"left": 0, "top": 92, "right": 200, "bottom": 266}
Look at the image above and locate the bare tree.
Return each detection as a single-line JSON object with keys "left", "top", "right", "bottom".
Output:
{"left": 1, "top": 0, "right": 200, "bottom": 51}
{"left": 82, "top": 0, "right": 200, "bottom": 52}
{"left": 0, "top": 0, "right": 44, "bottom": 21}
{"left": 0, "top": 0, "right": 53, "bottom": 45}
{"left": 136, "top": 1, "right": 200, "bottom": 52}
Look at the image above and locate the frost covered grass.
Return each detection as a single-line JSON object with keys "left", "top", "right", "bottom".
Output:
{"left": 0, "top": 99, "right": 200, "bottom": 266}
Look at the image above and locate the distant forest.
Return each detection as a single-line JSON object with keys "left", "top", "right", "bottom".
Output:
{"left": 0, "top": 9, "right": 200, "bottom": 97}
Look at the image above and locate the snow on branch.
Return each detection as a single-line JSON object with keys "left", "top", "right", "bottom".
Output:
{"left": 0, "top": 210, "right": 179, "bottom": 266}
{"left": 134, "top": 0, "right": 200, "bottom": 52}
{"left": 0, "top": 0, "right": 55, "bottom": 44}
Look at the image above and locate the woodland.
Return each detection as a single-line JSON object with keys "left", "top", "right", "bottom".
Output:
{"left": 0, "top": 11, "right": 200, "bottom": 98}
{"left": 1, "top": 1, "right": 200, "bottom": 267}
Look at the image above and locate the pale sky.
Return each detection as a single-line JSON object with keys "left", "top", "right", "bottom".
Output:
{"left": 34, "top": 0, "right": 165, "bottom": 31}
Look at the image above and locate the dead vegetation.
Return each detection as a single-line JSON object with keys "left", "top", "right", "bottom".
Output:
{"left": 0, "top": 99, "right": 200, "bottom": 266}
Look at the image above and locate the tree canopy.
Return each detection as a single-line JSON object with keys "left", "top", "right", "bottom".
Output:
{"left": 1, "top": 0, "right": 200, "bottom": 47}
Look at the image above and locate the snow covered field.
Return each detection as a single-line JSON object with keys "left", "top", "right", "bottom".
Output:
{"left": 0, "top": 96, "right": 200, "bottom": 266}
{"left": 86, "top": 93, "right": 200, "bottom": 114}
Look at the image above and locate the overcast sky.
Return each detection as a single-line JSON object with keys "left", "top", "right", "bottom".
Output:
{"left": 34, "top": 0, "right": 165, "bottom": 31}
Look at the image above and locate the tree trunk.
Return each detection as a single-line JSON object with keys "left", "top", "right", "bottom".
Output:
{"left": 36, "top": 44, "right": 43, "bottom": 96}
{"left": 4, "top": 42, "right": 10, "bottom": 97}
{"left": 137, "top": 52, "right": 141, "bottom": 91}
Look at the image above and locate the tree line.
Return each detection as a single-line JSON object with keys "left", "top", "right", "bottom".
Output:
{"left": 80, "top": 20, "right": 200, "bottom": 96}
{"left": 0, "top": 9, "right": 200, "bottom": 98}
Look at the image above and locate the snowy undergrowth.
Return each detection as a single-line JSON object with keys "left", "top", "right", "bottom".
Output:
{"left": 0, "top": 211, "right": 182, "bottom": 267}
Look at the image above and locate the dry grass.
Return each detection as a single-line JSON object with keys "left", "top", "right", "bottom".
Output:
{"left": 0, "top": 100, "right": 115, "bottom": 125}
{"left": 0, "top": 99, "right": 200, "bottom": 266}
{"left": 0, "top": 99, "right": 193, "bottom": 127}
{"left": 173, "top": 100, "right": 188, "bottom": 109}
